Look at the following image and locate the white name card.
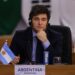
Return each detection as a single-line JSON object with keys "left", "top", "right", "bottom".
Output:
{"left": 15, "top": 65, "right": 45, "bottom": 75}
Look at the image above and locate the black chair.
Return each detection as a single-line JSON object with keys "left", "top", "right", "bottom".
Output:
{"left": 50, "top": 25, "right": 72, "bottom": 64}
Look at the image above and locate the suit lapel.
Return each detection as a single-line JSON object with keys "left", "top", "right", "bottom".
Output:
{"left": 24, "top": 28, "right": 33, "bottom": 62}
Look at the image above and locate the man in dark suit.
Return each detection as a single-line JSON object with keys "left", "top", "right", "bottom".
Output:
{"left": 10, "top": 5, "right": 63, "bottom": 64}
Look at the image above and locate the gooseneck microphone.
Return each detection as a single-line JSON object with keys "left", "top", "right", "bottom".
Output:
{"left": 44, "top": 51, "right": 49, "bottom": 65}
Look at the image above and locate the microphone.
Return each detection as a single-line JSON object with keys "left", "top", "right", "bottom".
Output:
{"left": 44, "top": 51, "right": 49, "bottom": 65}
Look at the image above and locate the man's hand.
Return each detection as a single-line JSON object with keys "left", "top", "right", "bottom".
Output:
{"left": 11, "top": 56, "right": 20, "bottom": 64}
{"left": 36, "top": 30, "right": 48, "bottom": 43}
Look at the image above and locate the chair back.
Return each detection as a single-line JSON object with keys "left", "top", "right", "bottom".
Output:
{"left": 50, "top": 25, "right": 72, "bottom": 64}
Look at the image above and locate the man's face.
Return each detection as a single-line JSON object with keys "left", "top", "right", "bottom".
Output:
{"left": 32, "top": 14, "right": 48, "bottom": 32}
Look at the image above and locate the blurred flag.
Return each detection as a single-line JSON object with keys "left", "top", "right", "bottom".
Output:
{"left": 0, "top": 42, "right": 15, "bottom": 64}
{"left": 0, "top": 0, "right": 21, "bottom": 35}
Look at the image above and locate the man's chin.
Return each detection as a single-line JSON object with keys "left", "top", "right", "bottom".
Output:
{"left": 35, "top": 29, "right": 45, "bottom": 32}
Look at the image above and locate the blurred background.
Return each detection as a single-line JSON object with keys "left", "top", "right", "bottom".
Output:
{"left": 0, "top": 0, "right": 75, "bottom": 49}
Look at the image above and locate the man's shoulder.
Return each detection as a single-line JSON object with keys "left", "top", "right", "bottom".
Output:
{"left": 48, "top": 27, "right": 62, "bottom": 36}
{"left": 47, "top": 24, "right": 62, "bottom": 37}
{"left": 15, "top": 27, "right": 32, "bottom": 35}
{"left": 13, "top": 27, "right": 32, "bottom": 41}
{"left": 47, "top": 27, "right": 63, "bottom": 41}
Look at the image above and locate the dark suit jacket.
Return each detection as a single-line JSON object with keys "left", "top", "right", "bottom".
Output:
{"left": 10, "top": 26, "right": 63, "bottom": 64}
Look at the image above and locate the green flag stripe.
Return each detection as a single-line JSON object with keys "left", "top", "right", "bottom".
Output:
{"left": 0, "top": 0, "right": 21, "bottom": 35}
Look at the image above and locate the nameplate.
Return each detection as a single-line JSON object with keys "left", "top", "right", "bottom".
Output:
{"left": 15, "top": 65, "right": 45, "bottom": 75}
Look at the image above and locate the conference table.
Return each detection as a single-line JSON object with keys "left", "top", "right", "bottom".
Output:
{"left": 0, "top": 65, "right": 75, "bottom": 75}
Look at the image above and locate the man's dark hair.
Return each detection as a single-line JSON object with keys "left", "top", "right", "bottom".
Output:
{"left": 29, "top": 5, "right": 51, "bottom": 24}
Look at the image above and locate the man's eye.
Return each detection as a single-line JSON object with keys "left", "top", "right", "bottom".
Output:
{"left": 34, "top": 18, "right": 39, "bottom": 21}
{"left": 42, "top": 18, "right": 47, "bottom": 21}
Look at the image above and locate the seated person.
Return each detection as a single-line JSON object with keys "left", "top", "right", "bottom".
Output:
{"left": 10, "top": 5, "right": 63, "bottom": 64}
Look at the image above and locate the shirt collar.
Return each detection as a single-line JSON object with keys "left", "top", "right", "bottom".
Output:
{"left": 32, "top": 30, "right": 37, "bottom": 37}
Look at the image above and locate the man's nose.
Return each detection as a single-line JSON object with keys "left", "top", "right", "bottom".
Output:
{"left": 38, "top": 20, "right": 42, "bottom": 25}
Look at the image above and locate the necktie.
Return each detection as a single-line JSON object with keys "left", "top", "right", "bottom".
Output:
{"left": 32, "top": 36, "right": 37, "bottom": 64}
